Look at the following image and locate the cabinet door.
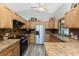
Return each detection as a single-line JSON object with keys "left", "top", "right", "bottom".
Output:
{"left": 71, "top": 8, "right": 79, "bottom": 28}
{"left": 12, "top": 12, "right": 18, "bottom": 20}
{"left": 45, "top": 34, "right": 50, "bottom": 42}
{"left": 43, "top": 21, "right": 49, "bottom": 29}
{"left": 27, "top": 21, "right": 30, "bottom": 29}
{"left": 49, "top": 20, "right": 53, "bottom": 29}
{"left": 29, "top": 34, "right": 35, "bottom": 44}
{"left": 5, "top": 8, "right": 13, "bottom": 28}
{"left": 64, "top": 11, "right": 71, "bottom": 28}
{"left": 30, "top": 21, "right": 37, "bottom": 29}
{"left": 13, "top": 43, "right": 20, "bottom": 56}
{"left": 30, "top": 21, "right": 33, "bottom": 29}
{"left": 53, "top": 20, "right": 58, "bottom": 29}
{"left": 64, "top": 13, "right": 68, "bottom": 28}
{"left": 0, "top": 5, "right": 12, "bottom": 28}
{"left": 67, "top": 11, "right": 71, "bottom": 28}
{"left": 6, "top": 51, "right": 13, "bottom": 56}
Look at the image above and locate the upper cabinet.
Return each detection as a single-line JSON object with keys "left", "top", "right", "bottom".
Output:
{"left": 29, "top": 20, "right": 49, "bottom": 29}
{"left": 64, "top": 11, "right": 71, "bottom": 28}
{"left": 64, "top": 5, "right": 79, "bottom": 28}
{"left": 29, "top": 18, "right": 58, "bottom": 29}
{"left": 0, "top": 4, "right": 13, "bottom": 28}
{"left": 49, "top": 18, "right": 54, "bottom": 29}
{"left": 71, "top": 7, "right": 79, "bottom": 28}
{"left": 12, "top": 12, "right": 18, "bottom": 20}
{"left": 53, "top": 19, "right": 58, "bottom": 29}
{"left": 26, "top": 20, "right": 30, "bottom": 29}
{"left": 0, "top": 4, "right": 28, "bottom": 29}
{"left": 29, "top": 20, "right": 37, "bottom": 29}
{"left": 49, "top": 18, "right": 59, "bottom": 29}
{"left": 42, "top": 21, "right": 49, "bottom": 29}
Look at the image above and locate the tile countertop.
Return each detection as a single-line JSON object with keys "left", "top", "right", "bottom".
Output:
{"left": 52, "top": 34, "right": 79, "bottom": 42}
{"left": 0, "top": 39, "right": 20, "bottom": 53}
{"left": 51, "top": 34, "right": 70, "bottom": 42}
{"left": 44, "top": 42, "right": 79, "bottom": 56}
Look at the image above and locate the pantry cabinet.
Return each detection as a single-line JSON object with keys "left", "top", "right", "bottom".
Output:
{"left": 0, "top": 5, "right": 13, "bottom": 28}
{"left": 0, "top": 42, "right": 20, "bottom": 56}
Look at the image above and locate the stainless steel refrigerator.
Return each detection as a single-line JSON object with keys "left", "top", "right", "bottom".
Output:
{"left": 35, "top": 25, "right": 45, "bottom": 44}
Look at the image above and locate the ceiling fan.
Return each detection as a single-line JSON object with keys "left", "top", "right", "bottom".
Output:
{"left": 31, "top": 3, "right": 48, "bottom": 12}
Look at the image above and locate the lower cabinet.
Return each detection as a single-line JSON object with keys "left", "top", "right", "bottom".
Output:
{"left": 0, "top": 42, "right": 20, "bottom": 56}
{"left": 45, "top": 34, "right": 50, "bottom": 42}
{"left": 50, "top": 35, "right": 61, "bottom": 42}
{"left": 12, "top": 42, "right": 20, "bottom": 56}
{"left": 6, "top": 51, "right": 13, "bottom": 56}
{"left": 29, "top": 34, "right": 35, "bottom": 44}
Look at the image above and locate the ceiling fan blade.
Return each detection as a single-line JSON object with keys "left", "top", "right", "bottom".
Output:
{"left": 31, "top": 7, "right": 37, "bottom": 8}
{"left": 43, "top": 7, "right": 48, "bottom": 11}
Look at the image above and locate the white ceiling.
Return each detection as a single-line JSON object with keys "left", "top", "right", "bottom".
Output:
{"left": 4, "top": 3, "right": 63, "bottom": 14}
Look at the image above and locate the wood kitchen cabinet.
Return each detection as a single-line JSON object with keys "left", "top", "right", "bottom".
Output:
{"left": 42, "top": 21, "right": 49, "bottom": 29}
{"left": 45, "top": 34, "right": 50, "bottom": 42}
{"left": 17, "top": 15, "right": 24, "bottom": 23}
{"left": 0, "top": 5, "right": 13, "bottom": 28}
{"left": 12, "top": 42, "right": 20, "bottom": 56}
{"left": 49, "top": 18, "right": 58, "bottom": 29}
{"left": 53, "top": 19, "right": 58, "bottom": 29}
{"left": 0, "top": 4, "right": 28, "bottom": 29}
{"left": 70, "top": 7, "right": 79, "bottom": 28}
{"left": 64, "top": 11, "right": 71, "bottom": 28}
{"left": 27, "top": 21, "right": 30, "bottom": 29}
{"left": 29, "top": 34, "right": 35, "bottom": 44}
{"left": 0, "top": 42, "right": 20, "bottom": 56}
{"left": 12, "top": 12, "right": 18, "bottom": 20}
{"left": 49, "top": 19, "right": 54, "bottom": 29}
{"left": 64, "top": 5, "right": 79, "bottom": 28}
{"left": 29, "top": 20, "right": 50, "bottom": 29}
{"left": 50, "top": 35, "right": 61, "bottom": 42}
{"left": 29, "top": 21, "right": 37, "bottom": 29}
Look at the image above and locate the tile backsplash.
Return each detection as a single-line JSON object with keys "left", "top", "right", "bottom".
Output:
{"left": 0, "top": 29, "right": 27, "bottom": 41}
{"left": 69, "top": 29, "right": 79, "bottom": 35}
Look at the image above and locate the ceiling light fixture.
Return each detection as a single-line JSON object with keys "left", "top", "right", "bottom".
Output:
{"left": 37, "top": 7, "right": 45, "bottom": 12}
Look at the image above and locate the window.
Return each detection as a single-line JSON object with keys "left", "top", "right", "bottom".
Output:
{"left": 58, "top": 18, "right": 69, "bottom": 36}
